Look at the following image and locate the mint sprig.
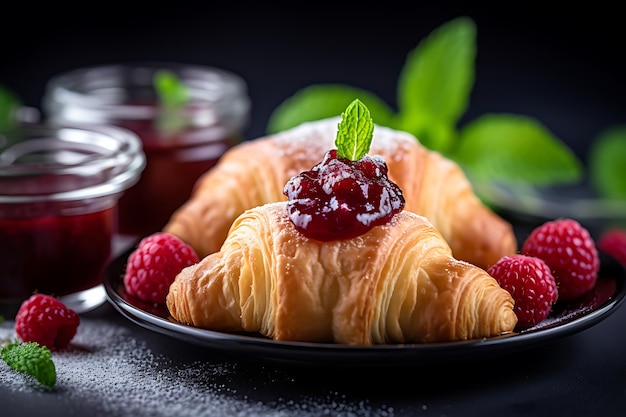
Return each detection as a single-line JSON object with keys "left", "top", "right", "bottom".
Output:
{"left": 153, "top": 70, "right": 191, "bottom": 135}
{"left": 153, "top": 70, "right": 190, "bottom": 108}
{"left": 455, "top": 114, "right": 582, "bottom": 185}
{"left": 1, "top": 341, "right": 57, "bottom": 388}
{"left": 335, "top": 99, "right": 373, "bottom": 160}
{"left": 266, "top": 17, "right": 584, "bottom": 193}
{"left": 589, "top": 126, "right": 626, "bottom": 200}
{"left": 0, "top": 84, "right": 22, "bottom": 134}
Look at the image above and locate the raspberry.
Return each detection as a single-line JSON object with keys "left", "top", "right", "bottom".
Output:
{"left": 521, "top": 218, "right": 600, "bottom": 302}
{"left": 123, "top": 232, "right": 199, "bottom": 304}
{"left": 15, "top": 294, "right": 80, "bottom": 351}
{"left": 488, "top": 254, "right": 558, "bottom": 329}
{"left": 598, "top": 228, "right": 626, "bottom": 266}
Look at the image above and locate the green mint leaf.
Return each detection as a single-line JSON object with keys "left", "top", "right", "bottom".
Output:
{"left": 395, "top": 16, "right": 476, "bottom": 153}
{"left": 153, "top": 70, "right": 190, "bottom": 108}
{"left": 153, "top": 70, "right": 191, "bottom": 136}
{"left": 265, "top": 17, "right": 581, "bottom": 192}
{"left": 453, "top": 113, "right": 583, "bottom": 185}
{"left": 335, "top": 99, "right": 374, "bottom": 160}
{"left": 1, "top": 342, "right": 56, "bottom": 388}
{"left": 266, "top": 84, "right": 396, "bottom": 134}
{"left": 589, "top": 126, "right": 626, "bottom": 200}
{"left": 0, "top": 84, "right": 22, "bottom": 134}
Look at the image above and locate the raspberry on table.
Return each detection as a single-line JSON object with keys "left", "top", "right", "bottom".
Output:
{"left": 521, "top": 218, "right": 600, "bottom": 302}
{"left": 598, "top": 228, "right": 626, "bottom": 267}
{"left": 123, "top": 232, "right": 199, "bottom": 304}
{"left": 488, "top": 254, "right": 558, "bottom": 329}
{"left": 15, "top": 293, "right": 80, "bottom": 351}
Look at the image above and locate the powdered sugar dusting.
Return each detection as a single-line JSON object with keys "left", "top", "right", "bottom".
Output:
{"left": 271, "top": 118, "right": 337, "bottom": 156}
{"left": 0, "top": 317, "right": 393, "bottom": 416}
{"left": 269, "top": 118, "right": 421, "bottom": 162}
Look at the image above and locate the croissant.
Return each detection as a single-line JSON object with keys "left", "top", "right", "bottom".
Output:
{"left": 163, "top": 118, "right": 517, "bottom": 270}
{"left": 166, "top": 202, "right": 517, "bottom": 345}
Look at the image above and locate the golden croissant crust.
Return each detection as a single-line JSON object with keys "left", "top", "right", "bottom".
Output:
{"left": 164, "top": 118, "right": 516, "bottom": 270}
{"left": 166, "top": 202, "right": 517, "bottom": 345}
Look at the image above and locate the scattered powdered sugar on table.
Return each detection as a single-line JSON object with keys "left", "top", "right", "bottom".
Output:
{"left": 0, "top": 318, "right": 393, "bottom": 417}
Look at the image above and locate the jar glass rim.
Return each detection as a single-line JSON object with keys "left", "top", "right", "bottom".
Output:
{"left": 0, "top": 122, "right": 146, "bottom": 203}
{"left": 43, "top": 61, "right": 251, "bottom": 121}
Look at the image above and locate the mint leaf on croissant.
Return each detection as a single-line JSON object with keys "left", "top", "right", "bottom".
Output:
{"left": 266, "top": 85, "right": 395, "bottom": 135}
{"left": 335, "top": 99, "right": 374, "bottom": 161}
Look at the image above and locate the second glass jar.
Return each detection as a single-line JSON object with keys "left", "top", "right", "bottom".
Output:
{"left": 43, "top": 62, "right": 251, "bottom": 238}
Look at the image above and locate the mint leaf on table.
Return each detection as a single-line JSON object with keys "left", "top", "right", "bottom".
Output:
{"left": 266, "top": 84, "right": 395, "bottom": 134}
{"left": 588, "top": 126, "right": 626, "bottom": 200}
{"left": 335, "top": 99, "right": 374, "bottom": 160}
{"left": 395, "top": 16, "right": 475, "bottom": 154}
{"left": 0, "top": 84, "right": 22, "bottom": 134}
{"left": 453, "top": 113, "right": 583, "bottom": 185}
{"left": 1, "top": 341, "right": 57, "bottom": 389}
{"left": 153, "top": 70, "right": 190, "bottom": 108}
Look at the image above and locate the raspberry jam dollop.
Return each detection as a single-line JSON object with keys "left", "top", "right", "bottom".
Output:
{"left": 283, "top": 149, "right": 405, "bottom": 241}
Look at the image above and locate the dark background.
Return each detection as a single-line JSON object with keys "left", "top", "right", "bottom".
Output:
{"left": 2, "top": 6, "right": 626, "bottom": 416}
{"left": 1, "top": 4, "right": 624, "bottom": 161}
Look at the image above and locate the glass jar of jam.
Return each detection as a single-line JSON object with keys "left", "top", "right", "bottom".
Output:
{"left": 0, "top": 123, "right": 145, "bottom": 315}
{"left": 42, "top": 62, "right": 251, "bottom": 238}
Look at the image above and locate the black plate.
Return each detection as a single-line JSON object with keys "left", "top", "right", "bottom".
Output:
{"left": 104, "top": 248, "right": 626, "bottom": 366}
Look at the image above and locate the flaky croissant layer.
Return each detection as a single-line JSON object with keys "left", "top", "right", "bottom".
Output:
{"left": 163, "top": 118, "right": 517, "bottom": 271}
{"left": 167, "top": 202, "right": 517, "bottom": 345}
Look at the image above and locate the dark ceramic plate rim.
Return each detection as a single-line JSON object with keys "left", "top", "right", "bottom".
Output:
{"left": 104, "top": 250, "right": 626, "bottom": 366}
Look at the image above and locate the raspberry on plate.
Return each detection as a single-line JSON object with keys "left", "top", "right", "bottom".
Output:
{"left": 521, "top": 218, "right": 600, "bottom": 302}
{"left": 488, "top": 254, "right": 558, "bottom": 329}
{"left": 15, "top": 293, "right": 80, "bottom": 351}
{"left": 598, "top": 228, "right": 626, "bottom": 267}
{"left": 123, "top": 232, "right": 199, "bottom": 304}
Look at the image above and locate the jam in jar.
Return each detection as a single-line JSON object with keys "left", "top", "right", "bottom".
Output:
{"left": 43, "top": 62, "right": 251, "bottom": 238}
{"left": 0, "top": 123, "right": 145, "bottom": 314}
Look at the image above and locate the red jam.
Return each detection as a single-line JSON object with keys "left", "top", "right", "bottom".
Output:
{"left": 0, "top": 206, "right": 113, "bottom": 300}
{"left": 0, "top": 122, "right": 144, "bottom": 314}
{"left": 42, "top": 64, "right": 251, "bottom": 239}
{"left": 283, "top": 149, "right": 405, "bottom": 241}
{"left": 115, "top": 114, "right": 239, "bottom": 237}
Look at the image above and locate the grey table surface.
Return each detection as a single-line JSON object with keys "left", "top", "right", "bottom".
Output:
{"left": 2, "top": 254, "right": 626, "bottom": 417}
